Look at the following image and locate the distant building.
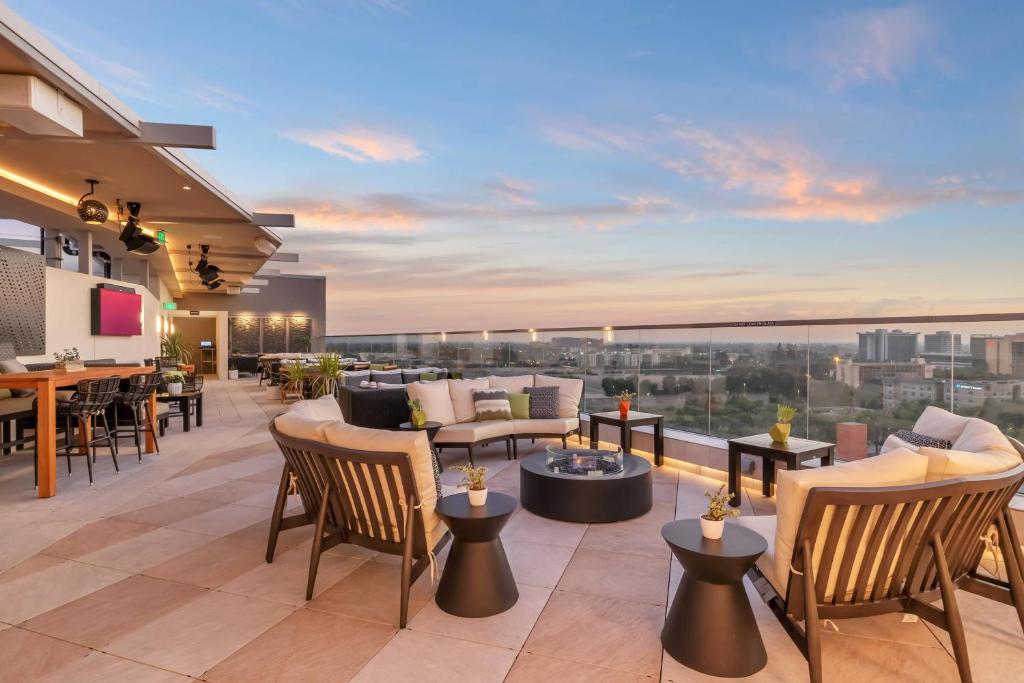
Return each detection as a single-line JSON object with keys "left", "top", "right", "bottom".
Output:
{"left": 984, "top": 334, "right": 1024, "bottom": 377}
{"left": 883, "top": 376, "right": 1024, "bottom": 409}
{"left": 857, "top": 329, "right": 918, "bottom": 362}
{"left": 883, "top": 378, "right": 942, "bottom": 409}
{"left": 838, "top": 358, "right": 931, "bottom": 389}
{"left": 923, "top": 331, "right": 962, "bottom": 355}
{"left": 971, "top": 335, "right": 999, "bottom": 359}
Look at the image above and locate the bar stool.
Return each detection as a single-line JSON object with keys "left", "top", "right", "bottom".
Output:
{"left": 112, "top": 372, "right": 162, "bottom": 461}
{"left": 44, "top": 376, "right": 121, "bottom": 486}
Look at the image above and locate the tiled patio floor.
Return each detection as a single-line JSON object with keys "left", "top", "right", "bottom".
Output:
{"left": 0, "top": 378, "right": 1021, "bottom": 681}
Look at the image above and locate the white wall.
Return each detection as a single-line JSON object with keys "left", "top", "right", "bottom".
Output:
{"left": 17, "top": 267, "right": 162, "bottom": 365}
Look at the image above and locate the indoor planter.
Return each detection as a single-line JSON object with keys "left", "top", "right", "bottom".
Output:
{"left": 53, "top": 347, "right": 84, "bottom": 372}
{"left": 227, "top": 364, "right": 239, "bottom": 380}
{"left": 455, "top": 464, "right": 489, "bottom": 506}
{"left": 164, "top": 371, "right": 185, "bottom": 396}
{"left": 617, "top": 389, "right": 635, "bottom": 418}
{"left": 700, "top": 484, "right": 739, "bottom": 540}
{"left": 769, "top": 404, "right": 796, "bottom": 443}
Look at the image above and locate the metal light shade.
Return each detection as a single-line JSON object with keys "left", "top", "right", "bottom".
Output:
{"left": 77, "top": 197, "right": 108, "bottom": 224}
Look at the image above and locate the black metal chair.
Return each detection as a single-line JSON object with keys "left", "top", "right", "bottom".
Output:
{"left": 112, "top": 372, "right": 163, "bottom": 461}
{"left": 42, "top": 376, "right": 122, "bottom": 486}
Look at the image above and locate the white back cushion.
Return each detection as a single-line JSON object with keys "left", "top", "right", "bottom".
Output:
{"left": 913, "top": 406, "right": 970, "bottom": 444}
{"left": 880, "top": 433, "right": 918, "bottom": 453}
{"left": 407, "top": 379, "right": 457, "bottom": 426}
{"left": 919, "top": 446, "right": 1022, "bottom": 482}
{"left": 773, "top": 449, "right": 929, "bottom": 596}
{"left": 952, "top": 417, "right": 1016, "bottom": 455}
{"left": 447, "top": 378, "right": 489, "bottom": 423}
{"left": 290, "top": 395, "right": 344, "bottom": 423}
{"left": 534, "top": 375, "right": 584, "bottom": 418}
{"left": 274, "top": 412, "right": 333, "bottom": 442}
{"left": 487, "top": 375, "right": 535, "bottom": 393}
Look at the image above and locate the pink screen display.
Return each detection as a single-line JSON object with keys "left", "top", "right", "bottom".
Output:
{"left": 95, "top": 288, "right": 142, "bottom": 336}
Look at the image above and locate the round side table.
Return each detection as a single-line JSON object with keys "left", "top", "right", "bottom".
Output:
{"left": 398, "top": 420, "right": 443, "bottom": 471}
{"left": 434, "top": 492, "right": 518, "bottom": 617}
{"left": 661, "top": 519, "right": 768, "bottom": 678}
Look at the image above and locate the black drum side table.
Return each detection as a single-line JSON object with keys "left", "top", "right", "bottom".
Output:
{"left": 434, "top": 492, "right": 518, "bottom": 617}
{"left": 398, "top": 420, "right": 443, "bottom": 471}
{"left": 661, "top": 519, "right": 768, "bottom": 678}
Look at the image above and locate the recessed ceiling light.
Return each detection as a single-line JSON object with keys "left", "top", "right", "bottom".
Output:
{"left": 182, "top": 185, "right": 191, "bottom": 191}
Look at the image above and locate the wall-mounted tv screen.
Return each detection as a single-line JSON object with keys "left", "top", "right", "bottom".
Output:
{"left": 91, "top": 286, "right": 142, "bottom": 336}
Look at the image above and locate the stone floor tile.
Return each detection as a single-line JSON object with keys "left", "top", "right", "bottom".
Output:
{"left": 352, "top": 628, "right": 517, "bottom": 683}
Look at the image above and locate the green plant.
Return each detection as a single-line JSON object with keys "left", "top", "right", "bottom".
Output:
{"left": 161, "top": 331, "right": 192, "bottom": 363}
{"left": 454, "top": 464, "right": 488, "bottom": 491}
{"left": 703, "top": 484, "right": 740, "bottom": 521}
{"left": 285, "top": 362, "right": 307, "bottom": 386}
{"left": 163, "top": 370, "right": 185, "bottom": 383}
{"left": 408, "top": 398, "right": 423, "bottom": 412}
{"left": 776, "top": 404, "right": 797, "bottom": 424}
{"left": 312, "top": 352, "right": 344, "bottom": 397}
{"left": 617, "top": 389, "right": 636, "bottom": 402}
{"left": 53, "top": 347, "right": 80, "bottom": 363}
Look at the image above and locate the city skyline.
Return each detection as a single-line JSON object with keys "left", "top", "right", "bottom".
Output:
{"left": 9, "top": 1, "right": 1024, "bottom": 334}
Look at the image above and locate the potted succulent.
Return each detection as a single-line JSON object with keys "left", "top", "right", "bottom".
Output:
{"left": 454, "top": 464, "right": 489, "bottom": 506}
{"left": 227, "top": 362, "right": 239, "bottom": 380}
{"left": 701, "top": 484, "right": 739, "bottom": 539}
{"left": 53, "top": 347, "right": 84, "bottom": 372}
{"left": 769, "top": 404, "right": 797, "bottom": 443}
{"left": 617, "top": 390, "right": 635, "bottom": 418}
{"left": 164, "top": 370, "right": 185, "bottom": 396}
{"left": 408, "top": 398, "right": 427, "bottom": 427}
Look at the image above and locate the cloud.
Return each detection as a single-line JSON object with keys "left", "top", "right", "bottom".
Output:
{"left": 538, "top": 119, "right": 644, "bottom": 152}
{"left": 191, "top": 84, "right": 249, "bottom": 113}
{"left": 485, "top": 178, "right": 536, "bottom": 205}
{"left": 814, "top": 5, "right": 940, "bottom": 89}
{"left": 285, "top": 127, "right": 425, "bottom": 162}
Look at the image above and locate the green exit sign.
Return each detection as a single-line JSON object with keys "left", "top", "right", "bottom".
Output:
{"left": 162, "top": 302, "right": 177, "bottom": 310}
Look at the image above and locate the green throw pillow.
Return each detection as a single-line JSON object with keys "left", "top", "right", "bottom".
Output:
{"left": 370, "top": 363, "right": 387, "bottom": 371}
{"left": 420, "top": 372, "right": 438, "bottom": 381}
{"left": 508, "top": 392, "right": 530, "bottom": 419}
{"left": 0, "top": 388, "right": 11, "bottom": 400}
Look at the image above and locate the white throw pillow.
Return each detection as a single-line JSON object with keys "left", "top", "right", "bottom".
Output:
{"left": 487, "top": 375, "right": 535, "bottom": 393}
{"left": 290, "top": 395, "right": 344, "bottom": 423}
{"left": 447, "top": 378, "right": 490, "bottom": 423}
{"left": 535, "top": 375, "right": 584, "bottom": 418}
{"left": 952, "top": 418, "right": 1016, "bottom": 456}
{"left": 912, "top": 406, "right": 970, "bottom": 444}
{"left": 773, "top": 448, "right": 929, "bottom": 598}
{"left": 407, "top": 379, "right": 457, "bottom": 426}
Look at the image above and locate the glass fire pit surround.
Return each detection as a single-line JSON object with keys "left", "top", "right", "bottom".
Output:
{"left": 545, "top": 445, "right": 624, "bottom": 477}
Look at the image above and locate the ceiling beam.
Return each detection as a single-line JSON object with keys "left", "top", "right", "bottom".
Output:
{"left": 251, "top": 212, "right": 294, "bottom": 227}
{"left": 268, "top": 252, "right": 299, "bottom": 262}
{"left": 137, "top": 122, "right": 216, "bottom": 149}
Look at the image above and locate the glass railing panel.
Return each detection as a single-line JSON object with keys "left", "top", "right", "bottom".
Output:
{"left": 949, "top": 321, "right": 1024, "bottom": 443}
{"left": 636, "top": 327, "right": 713, "bottom": 435}
{"left": 531, "top": 329, "right": 604, "bottom": 414}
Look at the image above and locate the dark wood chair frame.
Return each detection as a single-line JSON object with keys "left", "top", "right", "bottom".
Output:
{"left": 267, "top": 421, "right": 451, "bottom": 627}
{"left": 752, "top": 457, "right": 1024, "bottom": 683}
{"left": 435, "top": 434, "right": 514, "bottom": 467}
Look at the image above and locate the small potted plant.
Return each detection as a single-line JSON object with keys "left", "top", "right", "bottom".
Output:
{"left": 617, "top": 389, "right": 635, "bottom": 418}
{"left": 53, "top": 347, "right": 84, "bottom": 372}
{"left": 164, "top": 370, "right": 185, "bottom": 396}
{"left": 769, "top": 404, "right": 797, "bottom": 443}
{"left": 227, "top": 362, "right": 239, "bottom": 380}
{"left": 408, "top": 398, "right": 427, "bottom": 427}
{"left": 454, "top": 464, "right": 489, "bottom": 506}
{"left": 701, "top": 484, "right": 739, "bottom": 539}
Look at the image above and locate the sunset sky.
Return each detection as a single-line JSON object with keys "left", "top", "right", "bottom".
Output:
{"left": 14, "top": 1, "right": 1024, "bottom": 334}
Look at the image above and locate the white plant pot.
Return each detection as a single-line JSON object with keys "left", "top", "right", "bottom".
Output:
{"left": 467, "top": 488, "right": 488, "bottom": 506}
{"left": 167, "top": 382, "right": 183, "bottom": 396}
{"left": 700, "top": 516, "right": 724, "bottom": 540}
{"left": 228, "top": 369, "right": 239, "bottom": 380}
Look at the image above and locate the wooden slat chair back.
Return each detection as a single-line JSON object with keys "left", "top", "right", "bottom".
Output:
{"left": 268, "top": 422, "right": 449, "bottom": 626}
{"left": 775, "top": 463, "right": 1024, "bottom": 683}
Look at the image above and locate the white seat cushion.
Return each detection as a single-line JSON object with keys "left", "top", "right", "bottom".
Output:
{"left": 734, "top": 516, "right": 783, "bottom": 596}
{"left": 535, "top": 375, "right": 583, "bottom": 419}
{"left": 773, "top": 448, "right": 929, "bottom": 601}
{"left": 289, "top": 395, "right": 344, "bottom": 423}
{"left": 274, "top": 412, "right": 333, "bottom": 442}
{"left": 435, "top": 420, "right": 513, "bottom": 444}
{"left": 511, "top": 417, "right": 579, "bottom": 435}
{"left": 487, "top": 374, "right": 535, "bottom": 393}
{"left": 407, "top": 380, "right": 456, "bottom": 426}
{"left": 447, "top": 378, "right": 490, "bottom": 423}
{"left": 919, "top": 445, "right": 1022, "bottom": 481}
{"left": 912, "top": 406, "right": 971, "bottom": 444}
{"left": 323, "top": 422, "right": 446, "bottom": 550}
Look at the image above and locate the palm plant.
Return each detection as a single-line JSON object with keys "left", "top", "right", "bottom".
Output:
{"left": 312, "top": 352, "right": 345, "bottom": 398}
{"left": 160, "top": 331, "right": 192, "bottom": 363}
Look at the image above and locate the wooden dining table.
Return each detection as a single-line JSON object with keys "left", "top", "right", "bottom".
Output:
{"left": 0, "top": 366, "right": 158, "bottom": 498}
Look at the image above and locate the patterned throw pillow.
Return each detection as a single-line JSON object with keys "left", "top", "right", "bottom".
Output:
{"left": 473, "top": 389, "right": 512, "bottom": 421}
{"left": 892, "top": 429, "right": 953, "bottom": 450}
{"left": 430, "top": 448, "right": 443, "bottom": 499}
{"left": 524, "top": 386, "right": 559, "bottom": 419}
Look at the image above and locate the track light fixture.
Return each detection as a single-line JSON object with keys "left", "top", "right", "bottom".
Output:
{"left": 117, "top": 200, "right": 160, "bottom": 254}
{"left": 191, "top": 244, "right": 224, "bottom": 290}
{"left": 77, "top": 179, "right": 108, "bottom": 224}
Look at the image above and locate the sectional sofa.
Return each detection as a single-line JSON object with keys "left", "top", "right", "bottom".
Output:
{"left": 406, "top": 374, "right": 585, "bottom": 466}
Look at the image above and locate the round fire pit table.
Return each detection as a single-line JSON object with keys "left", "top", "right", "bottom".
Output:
{"left": 434, "top": 492, "right": 518, "bottom": 618}
{"left": 519, "top": 449, "right": 652, "bottom": 523}
{"left": 661, "top": 519, "right": 768, "bottom": 678}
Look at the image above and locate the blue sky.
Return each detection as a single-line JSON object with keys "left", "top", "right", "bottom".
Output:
{"left": 13, "top": 1, "right": 1024, "bottom": 334}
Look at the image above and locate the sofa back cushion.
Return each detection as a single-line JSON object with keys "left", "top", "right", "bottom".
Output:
{"left": 274, "top": 411, "right": 334, "bottom": 442}
{"left": 524, "top": 386, "right": 559, "bottom": 419}
{"left": 473, "top": 389, "right": 512, "bottom": 421}
{"left": 487, "top": 375, "right": 535, "bottom": 393}
{"left": 290, "top": 395, "right": 345, "bottom": 423}
{"left": 407, "top": 379, "right": 456, "bottom": 426}
{"left": 534, "top": 375, "right": 583, "bottom": 418}
{"left": 0, "top": 359, "right": 34, "bottom": 397}
{"left": 371, "top": 369, "right": 404, "bottom": 384}
{"left": 773, "top": 448, "right": 929, "bottom": 599}
{"left": 912, "top": 406, "right": 971, "bottom": 444}
{"left": 343, "top": 370, "right": 370, "bottom": 387}
{"left": 447, "top": 378, "right": 490, "bottom": 423}
{"left": 916, "top": 417, "right": 1021, "bottom": 481}
{"left": 402, "top": 367, "right": 432, "bottom": 383}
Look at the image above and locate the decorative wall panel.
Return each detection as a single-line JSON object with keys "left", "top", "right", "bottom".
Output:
{"left": 0, "top": 246, "right": 45, "bottom": 355}
{"left": 287, "top": 317, "right": 311, "bottom": 352}
{"left": 262, "top": 316, "right": 286, "bottom": 353}
{"left": 229, "top": 316, "right": 260, "bottom": 353}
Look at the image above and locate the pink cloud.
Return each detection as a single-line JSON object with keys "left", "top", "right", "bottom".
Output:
{"left": 285, "top": 127, "right": 424, "bottom": 162}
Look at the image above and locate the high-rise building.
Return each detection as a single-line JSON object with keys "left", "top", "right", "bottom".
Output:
{"left": 923, "top": 331, "right": 962, "bottom": 355}
{"left": 971, "top": 335, "right": 999, "bottom": 358}
{"left": 984, "top": 334, "right": 1024, "bottom": 377}
{"left": 857, "top": 329, "right": 919, "bottom": 362}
